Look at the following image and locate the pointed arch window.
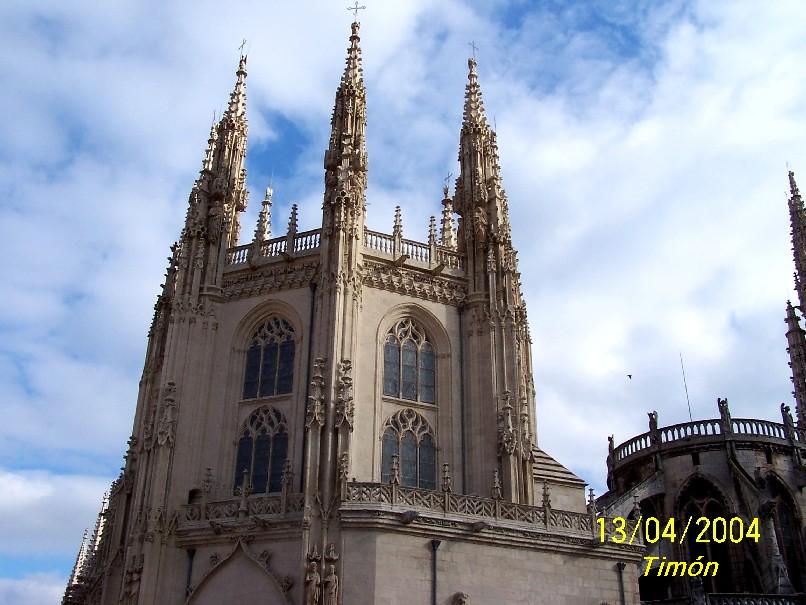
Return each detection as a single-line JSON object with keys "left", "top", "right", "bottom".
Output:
{"left": 678, "top": 477, "right": 736, "bottom": 593}
{"left": 233, "top": 406, "right": 288, "bottom": 494}
{"left": 243, "top": 317, "right": 296, "bottom": 399}
{"left": 380, "top": 409, "right": 436, "bottom": 490}
{"left": 383, "top": 318, "right": 436, "bottom": 404}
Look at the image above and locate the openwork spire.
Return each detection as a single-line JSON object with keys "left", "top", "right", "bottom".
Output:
{"left": 342, "top": 22, "right": 364, "bottom": 87}
{"left": 462, "top": 57, "right": 489, "bottom": 130}
{"left": 786, "top": 300, "right": 806, "bottom": 429}
{"left": 224, "top": 55, "right": 248, "bottom": 123}
{"left": 789, "top": 171, "right": 806, "bottom": 311}
{"left": 323, "top": 20, "right": 368, "bottom": 221}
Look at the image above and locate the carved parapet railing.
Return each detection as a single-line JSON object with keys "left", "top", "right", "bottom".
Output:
{"left": 178, "top": 493, "right": 304, "bottom": 526}
{"left": 613, "top": 431, "right": 653, "bottom": 462}
{"left": 611, "top": 415, "right": 801, "bottom": 470}
{"left": 293, "top": 229, "right": 320, "bottom": 253}
{"left": 661, "top": 419, "right": 721, "bottom": 443}
{"left": 707, "top": 595, "right": 806, "bottom": 605}
{"left": 342, "top": 481, "right": 637, "bottom": 542}
{"left": 645, "top": 595, "right": 806, "bottom": 605}
{"left": 227, "top": 244, "right": 251, "bottom": 265}
{"left": 363, "top": 227, "right": 465, "bottom": 272}
{"left": 731, "top": 418, "right": 786, "bottom": 440}
{"left": 364, "top": 228, "right": 394, "bottom": 255}
{"left": 259, "top": 237, "right": 287, "bottom": 257}
{"left": 435, "top": 246, "right": 465, "bottom": 270}
{"left": 225, "top": 229, "right": 322, "bottom": 267}
{"left": 401, "top": 238, "right": 429, "bottom": 263}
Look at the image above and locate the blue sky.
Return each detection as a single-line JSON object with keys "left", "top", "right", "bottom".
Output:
{"left": 2, "top": 0, "right": 806, "bottom": 602}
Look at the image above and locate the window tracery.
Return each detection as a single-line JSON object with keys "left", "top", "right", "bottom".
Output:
{"left": 243, "top": 316, "right": 296, "bottom": 399}
{"left": 383, "top": 318, "right": 435, "bottom": 403}
{"left": 233, "top": 406, "right": 288, "bottom": 494}
{"left": 380, "top": 409, "right": 436, "bottom": 490}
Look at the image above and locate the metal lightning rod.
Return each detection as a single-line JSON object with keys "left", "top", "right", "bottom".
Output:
{"left": 679, "top": 352, "right": 693, "bottom": 422}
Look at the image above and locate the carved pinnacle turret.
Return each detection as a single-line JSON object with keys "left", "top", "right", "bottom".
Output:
{"left": 786, "top": 300, "right": 806, "bottom": 428}
{"left": 392, "top": 205, "right": 402, "bottom": 238}
{"left": 440, "top": 185, "right": 457, "bottom": 249}
{"left": 323, "top": 20, "right": 367, "bottom": 235}
{"left": 789, "top": 171, "right": 806, "bottom": 311}
{"left": 253, "top": 186, "right": 272, "bottom": 244}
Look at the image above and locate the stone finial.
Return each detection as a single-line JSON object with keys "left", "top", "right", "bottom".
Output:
{"left": 201, "top": 117, "right": 217, "bottom": 173}
{"left": 202, "top": 467, "right": 213, "bottom": 496}
{"left": 390, "top": 454, "right": 400, "bottom": 485}
{"left": 392, "top": 205, "right": 402, "bottom": 238}
{"left": 542, "top": 480, "right": 551, "bottom": 509}
{"left": 441, "top": 463, "right": 452, "bottom": 493}
{"left": 428, "top": 216, "right": 437, "bottom": 246}
{"left": 587, "top": 488, "right": 597, "bottom": 515}
{"left": 253, "top": 186, "right": 272, "bottom": 243}
{"left": 281, "top": 458, "right": 293, "bottom": 489}
{"left": 492, "top": 469, "right": 503, "bottom": 500}
{"left": 287, "top": 203, "right": 298, "bottom": 238}
{"left": 440, "top": 188, "right": 456, "bottom": 249}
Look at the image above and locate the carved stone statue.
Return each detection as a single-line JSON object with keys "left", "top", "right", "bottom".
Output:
{"left": 304, "top": 561, "right": 320, "bottom": 605}
{"left": 648, "top": 410, "right": 658, "bottom": 432}
{"left": 452, "top": 592, "right": 470, "bottom": 604}
{"left": 323, "top": 564, "right": 339, "bottom": 605}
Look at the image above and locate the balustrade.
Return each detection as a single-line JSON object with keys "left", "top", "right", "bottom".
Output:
{"left": 178, "top": 493, "right": 304, "bottom": 525}
{"left": 343, "top": 481, "right": 614, "bottom": 539}
{"left": 612, "top": 415, "right": 798, "bottom": 467}
{"left": 731, "top": 418, "right": 786, "bottom": 439}
{"left": 364, "top": 229, "right": 394, "bottom": 255}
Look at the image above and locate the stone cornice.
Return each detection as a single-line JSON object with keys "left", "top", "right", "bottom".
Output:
{"left": 361, "top": 260, "right": 467, "bottom": 306}
{"left": 222, "top": 260, "right": 319, "bottom": 300}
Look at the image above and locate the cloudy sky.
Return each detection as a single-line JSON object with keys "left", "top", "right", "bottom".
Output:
{"left": 2, "top": 0, "right": 806, "bottom": 601}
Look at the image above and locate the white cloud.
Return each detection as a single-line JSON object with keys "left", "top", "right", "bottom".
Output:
{"left": 0, "top": 573, "right": 65, "bottom": 605}
{"left": 0, "top": 469, "right": 111, "bottom": 556}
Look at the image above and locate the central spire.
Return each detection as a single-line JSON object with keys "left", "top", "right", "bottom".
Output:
{"left": 342, "top": 22, "right": 364, "bottom": 88}
{"left": 322, "top": 20, "right": 368, "bottom": 235}
{"left": 463, "top": 57, "right": 489, "bottom": 130}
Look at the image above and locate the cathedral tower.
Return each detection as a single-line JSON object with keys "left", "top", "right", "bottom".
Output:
{"left": 787, "top": 171, "right": 806, "bottom": 427}
{"left": 64, "top": 19, "right": 641, "bottom": 605}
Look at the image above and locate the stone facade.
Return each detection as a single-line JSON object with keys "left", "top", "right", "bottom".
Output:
{"left": 62, "top": 20, "right": 643, "bottom": 605}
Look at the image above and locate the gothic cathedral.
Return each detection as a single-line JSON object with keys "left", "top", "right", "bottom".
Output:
{"left": 63, "top": 20, "right": 641, "bottom": 605}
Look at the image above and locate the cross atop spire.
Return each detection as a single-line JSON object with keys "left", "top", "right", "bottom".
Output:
{"left": 346, "top": 1, "right": 366, "bottom": 20}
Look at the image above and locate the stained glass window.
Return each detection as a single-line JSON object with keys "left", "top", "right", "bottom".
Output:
{"left": 383, "top": 318, "right": 437, "bottom": 404}
{"left": 383, "top": 337, "right": 400, "bottom": 396}
{"left": 232, "top": 407, "right": 289, "bottom": 495}
{"left": 380, "top": 409, "right": 437, "bottom": 490}
{"left": 242, "top": 317, "right": 296, "bottom": 399}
